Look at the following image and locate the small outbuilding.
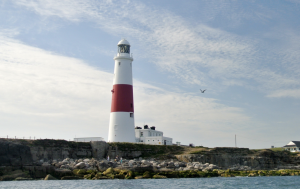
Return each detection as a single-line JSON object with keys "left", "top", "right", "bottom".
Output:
{"left": 135, "top": 125, "right": 173, "bottom": 145}
{"left": 283, "top": 141, "right": 300, "bottom": 152}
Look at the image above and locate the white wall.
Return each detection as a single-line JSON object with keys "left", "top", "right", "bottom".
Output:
{"left": 113, "top": 54, "right": 133, "bottom": 85}
{"left": 108, "top": 112, "right": 135, "bottom": 142}
{"left": 135, "top": 128, "right": 173, "bottom": 145}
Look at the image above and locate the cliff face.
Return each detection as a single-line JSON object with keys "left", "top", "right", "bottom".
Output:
{"left": 1, "top": 139, "right": 300, "bottom": 170}
{"left": 0, "top": 139, "right": 94, "bottom": 166}
{"left": 0, "top": 139, "right": 182, "bottom": 167}
{"left": 175, "top": 147, "right": 300, "bottom": 169}
{"left": 0, "top": 140, "right": 32, "bottom": 166}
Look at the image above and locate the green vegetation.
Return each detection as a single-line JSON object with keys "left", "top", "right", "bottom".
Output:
{"left": 60, "top": 168, "right": 300, "bottom": 180}
{"left": 251, "top": 148, "right": 283, "bottom": 152}
{"left": 109, "top": 142, "right": 184, "bottom": 158}
{"left": 3, "top": 167, "right": 300, "bottom": 181}
{"left": 190, "top": 150, "right": 206, "bottom": 154}
{"left": 269, "top": 147, "right": 284, "bottom": 152}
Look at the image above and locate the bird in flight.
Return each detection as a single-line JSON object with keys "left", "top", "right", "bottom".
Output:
{"left": 200, "top": 89, "right": 206, "bottom": 93}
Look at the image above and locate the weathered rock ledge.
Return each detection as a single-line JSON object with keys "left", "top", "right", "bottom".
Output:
{"left": 1, "top": 139, "right": 300, "bottom": 181}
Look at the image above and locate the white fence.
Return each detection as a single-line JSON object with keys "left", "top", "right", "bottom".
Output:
{"left": 0, "top": 136, "right": 68, "bottom": 141}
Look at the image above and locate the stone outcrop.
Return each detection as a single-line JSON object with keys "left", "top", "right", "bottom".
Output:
{"left": 1, "top": 138, "right": 300, "bottom": 181}
{"left": 0, "top": 140, "right": 33, "bottom": 166}
{"left": 175, "top": 147, "right": 300, "bottom": 170}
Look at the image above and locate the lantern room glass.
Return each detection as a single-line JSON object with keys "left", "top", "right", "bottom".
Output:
{"left": 118, "top": 44, "right": 130, "bottom": 54}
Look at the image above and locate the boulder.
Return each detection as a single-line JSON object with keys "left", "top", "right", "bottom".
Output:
{"left": 135, "top": 176, "right": 143, "bottom": 179}
{"left": 14, "top": 177, "right": 33, "bottom": 181}
{"left": 61, "top": 165, "right": 69, "bottom": 169}
{"left": 0, "top": 170, "right": 31, "bottom": 181}
{"left": 61, "top": 176, "right": 82, "bottom": 180}
{"left": 143, "top": 171, "right": 152, "bottom": 178}
{"left": 73, "top": 169, "right": 86, "bottom": 176}
{"left": 74, "top": 162, "right": 86, "bottom": 169}
{"left": 125, "top": 171, "right": 134, "bottom": 179}
{"left": 44, "top": 174, "right": 58, "bottom": 180}
{"left": 153, "top": 174, "right": 167, "bottom": 179}
{"left": 97, "top": 162, "right": 110, "bottom": 171}
{"left": 103, "top": 167, "right": 114, "bottom": 175}
{"left": 42, "top": 162, "right": 50, "bottom": 166}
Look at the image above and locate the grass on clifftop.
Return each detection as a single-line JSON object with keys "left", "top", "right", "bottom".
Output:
{"left": 109, "top": 142, "right": 184, "bottom": 158}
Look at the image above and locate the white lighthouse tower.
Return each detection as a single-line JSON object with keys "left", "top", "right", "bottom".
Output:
{"left": 108, "top": 39, "right": 135, "bottom": 142}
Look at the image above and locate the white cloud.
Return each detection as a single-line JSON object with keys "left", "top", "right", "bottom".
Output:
{"left": 14, "top": 0, "right": 300, "bottom": 97}
{"left": 0, "top": 31, "right": 252, "bottom": 146}
{"left": 267, "top": 89, "right": 300, "bottom": 98}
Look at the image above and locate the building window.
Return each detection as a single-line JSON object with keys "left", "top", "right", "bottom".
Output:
{"left": 140, "top": 132, "right": 143, "bottom": 137}
{"left": 119, "top": 62, "right": 121, "bottom": 66}
{"left": 141, "top": 140, "right": 143, "bottom": 142}
{"left": 153, "top": 140, "right": 154, "bottom": 141}
{"left": 130, "top": 113, "right": 133, "bottom": 117}
{"left": 148, "top": 140, "right": 149, "bottom": 141}
{"left": 114, "top": 125, "right": 118, "bottom": 130}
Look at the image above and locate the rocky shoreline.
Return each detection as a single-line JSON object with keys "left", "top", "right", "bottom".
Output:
{"left": 1, "top": 157, "right": 300, "bottom": 181}
{"left": 1, "top": 139, "right": 300, "bottom": 181}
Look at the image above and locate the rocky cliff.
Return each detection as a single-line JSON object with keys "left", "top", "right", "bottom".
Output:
{"left": 1, "top": 139, "right": 300, "bottom": 180}
{"left": 175, "top": 147, "right": 300, "bottom": 170}
{"left": 1, "top": 139, "right": 300, "bottom": 170}
{"left": 0, "top": 139, "right": 182, "bottom": 167}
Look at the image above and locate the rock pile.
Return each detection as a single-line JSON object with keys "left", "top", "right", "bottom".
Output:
{"left": 228, "top": 164, "right": 252, "bottom": 171}
{"left": 42, "top": 158, "right": 219, "bottom": 172}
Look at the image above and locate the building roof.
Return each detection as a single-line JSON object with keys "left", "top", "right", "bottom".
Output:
{"left": 118, "top": 39, "right": 130, "bottom": 46}
{"left": 283, "top": 141, "right": 300, "bottom": 147}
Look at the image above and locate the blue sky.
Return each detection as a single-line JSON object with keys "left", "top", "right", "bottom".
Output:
{"left": 0, "top": 0, "right": 300, "bottom": 148}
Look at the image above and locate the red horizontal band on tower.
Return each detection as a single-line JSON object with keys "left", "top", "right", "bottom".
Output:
{"left": 111, "top": 84, "right": 134, "bottom": 112}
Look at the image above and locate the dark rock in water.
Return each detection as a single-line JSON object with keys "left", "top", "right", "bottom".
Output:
{"left": 54, "top": 169, "right": 73, "bottom": 178}
{"left": 0, "top": 170, "right": 31, "bottom": 181}
{"left": 14, "top": 177, "right": 33, "bottom": 181}
{"left": 142, "top": 171, "right": 151, "bottom": 178}
{"left": 61, "top": 176, "right": 83, "bottom": 180}
{"left": 134, "top": 176, "right": 143, "bottom": 179}
{"left": 153, "top": 174, "right": 167, "bottom": 179}
{"left": 44, "top": 174, "right": 57, "bottom": 180}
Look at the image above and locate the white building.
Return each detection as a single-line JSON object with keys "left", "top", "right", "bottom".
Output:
{"left": 283, "top": 141, "right": 300, "bottom": 152}
{"left": 135, "top": 125, "right": 173, "bottom": 145}
{"left": 74, "top": 137, "right": 104, "bottom": 142}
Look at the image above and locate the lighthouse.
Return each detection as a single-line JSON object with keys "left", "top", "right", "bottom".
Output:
{"left": 108, "top": 39, "right": 135, "bottom": 142}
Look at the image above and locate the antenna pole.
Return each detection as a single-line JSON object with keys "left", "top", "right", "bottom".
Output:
{"left": 235, "top": 134, "right": 237, "bottom": 147}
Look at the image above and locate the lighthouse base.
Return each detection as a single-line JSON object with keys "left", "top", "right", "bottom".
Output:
{"left": 108, "top": 112, "right": 135, "bottom": 142}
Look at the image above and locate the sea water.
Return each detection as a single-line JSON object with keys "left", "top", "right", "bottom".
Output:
{"left": 0, "top": 176, "right": 299, "bottom": 189}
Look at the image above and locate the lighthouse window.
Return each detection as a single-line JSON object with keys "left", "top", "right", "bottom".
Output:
{"left": 130, "top": 113, "right": 133, "bottom": 117}
{"left": 131, "top": 103, "right": 133, "bottom": 108}
{"left": 119, "top": 62, "right": 121, "bottom": 66}
{"left": 118, "top": 44, "right": 130, "bottom": 53}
